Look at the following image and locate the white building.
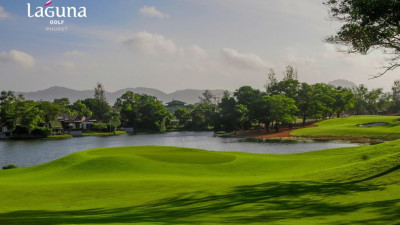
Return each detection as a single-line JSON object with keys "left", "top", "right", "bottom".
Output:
{"left": 0, "top": 124, "right": 8, "bottom": 134}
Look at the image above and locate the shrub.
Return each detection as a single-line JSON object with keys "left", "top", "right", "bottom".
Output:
{"left": 32, "top": 127, "right": 52, "bottom": 137}
{"left": 2, "top": 164, "right": 17, "bottom": 170}
{"left": 91, "top": 123, "right": 109, "bottom": 132}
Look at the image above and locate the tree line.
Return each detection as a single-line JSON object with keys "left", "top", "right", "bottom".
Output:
{"left": 175, "top": 66, "right": 400, "bottom": 132}
{"left": 0, "top": 83, "right": 168, "bottom": 136}
{"left": 2, "top": 67, "right": 400, "bottom": 136}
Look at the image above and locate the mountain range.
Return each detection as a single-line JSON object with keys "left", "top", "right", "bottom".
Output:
{"left": 15, "top": 79, "right": 356, "bottom": 105}
{"left": 328, "top": 79, "right": 357, "bottom": 89}
{"left": 17, "top": 86, "right": 227, "bottom": 105}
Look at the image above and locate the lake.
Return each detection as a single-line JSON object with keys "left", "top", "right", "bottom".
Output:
{"left": 0, "top": 132, "right": 360, "bottom": 167}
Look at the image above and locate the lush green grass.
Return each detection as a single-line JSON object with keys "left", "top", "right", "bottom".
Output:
{"left": 1, "top": 143, "right": 400, "bottom": 224}
{"left": 82, "top": 131, "right": 127, "bottom": 137}
{"left": 47, "top": 134, "right": 73, "bottom": 139}
{"left": 292, "top": 115, "right": 400, "bottom": 140}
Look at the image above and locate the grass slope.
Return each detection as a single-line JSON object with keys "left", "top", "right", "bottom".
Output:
{"left": 292, "top": 115, "right": 400, "bottom": 140}
{"left": 1, "top": 143, "right": 400, "bottom": 224}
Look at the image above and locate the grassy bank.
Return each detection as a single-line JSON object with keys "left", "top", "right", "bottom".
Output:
{"left": 291, "top": 115, "right": 400, "bottom": 140}
{"left": 47, "top": 134, "right": 73, "bottom": 139}
{"left": 1, "top": 143, "right": 400, "bottom": 224}
{"left": 82, "top": 131, "right": 127, "bottom": 137}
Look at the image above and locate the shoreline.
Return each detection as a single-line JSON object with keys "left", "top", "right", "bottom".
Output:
{"left": 230, "top": 125, "right": 388, "bottom": 144}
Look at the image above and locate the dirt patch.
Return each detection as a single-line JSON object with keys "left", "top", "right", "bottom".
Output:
{"left": 235, "top": 124, "right": 317, "bottom": 139}
{"left": 234, "top": 124, "right": 385, "bottom": 144}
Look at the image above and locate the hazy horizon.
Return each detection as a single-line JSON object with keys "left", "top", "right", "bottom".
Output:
{"left": 14, "top": 85, "right": 230, "bottom": 94}
{"left": 0, "top": 0, "right": 398, "bottom": 93}
{"left": 7, "top": 78, "right": 356, "bottom": 94}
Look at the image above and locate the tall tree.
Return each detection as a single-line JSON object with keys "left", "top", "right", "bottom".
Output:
{"left": 312, "top": 83, "right": 335, "bottom": 118}
{"left": 297, "top": 83, "right": 316, "bottom": 126}
{"left": 332, "top": 87, "right": 354, "bottom": 117}
{"left": 114, "top": 91, "right": 140, "bottom": 127}
{"left": 199, "top": 90, "right": 215, "bottom": 104}
{"left": 70, "top": 100, "right": 92, "bottom": 118}
{"left": 283, "top": 65, "right": 298, "bottom": 81}
{"left": 0, "top": 91, "right": 19, "bottom": 136}
{"left": 20, "top": 101, "right": 43, "bottom": 136}
{"left": 189, "top": 103, "right": 216, "bottom": 130}
{"left": 352, "top": 85, "right": 369, "bottom": 115}
{"left": 325, "top": 0, "right": 400, "bottom": 77}
{"left": 365, "top": 88, "right": 383, "bottom": 115}
{"left": 216, "top": 91, "right": 249, "bottom": 132}
{"left": 267, "top": 66, "right": 300, "bottom": 100}
{"left": 37, "top": 101, "right": 62, "bottom": 127}
{"left": 174, "top": 108, "right": 191, "bottom": 127}
{"left": 108, "top": 110, "right": 121, "bottom": 134}
{"left": 392, "top": 80, "right": 400, "bottom": 111}
{"left": 264, "top": 95, "right": 298, "bottom": 132}
{"left": 115, "top": 92, "right": 168, "bottom": 131}
{"left": 93, "top": 83, "right": 111, "bottom": 122}
{"left": 265, "top": 69, "right": 278, "bottom": 93}
{"left": 137, "top": 95, "right": 168, "bottom": 131}
{"left": 377, "top": 92, "right": 393, "bottom": 114}
{"left": 233, "top": 104, "right": 249, "bottom": 131}
{"left": 234, "top": 86, "right": 264, "bottom": 126}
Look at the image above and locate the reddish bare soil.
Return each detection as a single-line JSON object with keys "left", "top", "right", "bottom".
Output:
{"left": 235, "top": 124, "right": 316, "bottom": 138}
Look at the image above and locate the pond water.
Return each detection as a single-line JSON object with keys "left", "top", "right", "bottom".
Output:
{"left": 0, "top": 132, "right": 360, "bottom": 167}
{"left": 359, "top": 122, "right": 387, "bottom": 127}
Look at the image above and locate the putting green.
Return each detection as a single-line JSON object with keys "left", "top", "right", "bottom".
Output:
{"left": 292, "top": 115, "right": 400, "bottom": 140}
{"left": 0, "top": 144, "right": 400, "bottom": 224}
{"left": 89, "top": 146, "right": 236, "bottom": 164}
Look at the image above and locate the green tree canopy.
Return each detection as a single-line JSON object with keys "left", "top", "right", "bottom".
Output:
{"left": 215, "top": 91, "right": 249, "bottom": 132}
{"left": 174, "top": 107, "right": 191, "bottom": 126}
{"left": 234, "top": 86, "right": 264, "bottom": 125}
{"left": 115, "top": 92, "right": 168, "bottom": 131}
{"left": 264, "top": 95, "right": 298, "bottom": 132}
{"left": 70, "top": 100, "right": 92, "bottom": 118}
{"left": 0, "top": 91, "right": 21, "bottom": 136}
{"left": 325, "top": 0, "right": 400, "bottom": 77}
{"left": 53, "top": 98, "right": 70, "bottom": 109}
{"left": 37, "top": 101, "right": 62, "bottom": 126}
{"left": 20, "top": 101, "right": 43, "bottom": 135}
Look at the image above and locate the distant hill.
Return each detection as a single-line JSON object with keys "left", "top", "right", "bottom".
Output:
{"left": 17, "top": 86, "right": 228, "bottom": 105}
{"left": 328, "top": 79, "right": 357, "bottom": 89}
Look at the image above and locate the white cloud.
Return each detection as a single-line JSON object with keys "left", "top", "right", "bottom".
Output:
{"left": 220, "top": 48, "right": 269, "bottom": 70}
{"left": 63, "top": 50, "right": 85, "bottom": 58}
{"left": 123, "top": 31, "right": 177, "bottom": 55}
{"left": 139, "top": 6, "right": 170, "bottom": 19}
{"left": 187, "top": 45, "right": 208, "bottom": 58}
{"left": 0, "top": 50, "right": 35, "bottom": 68}
{"left": 58, "top": 62, "right": 75, "bottom": 70}
{"left": 285, "top": 53, "right": 315, "bottom": 67}
{"left": 0, "top": 6, "right": 9, "bottom": 20}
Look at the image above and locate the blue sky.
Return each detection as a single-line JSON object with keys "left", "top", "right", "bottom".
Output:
{"left": 0, "top": 0, "right": 397, "bottom": 92}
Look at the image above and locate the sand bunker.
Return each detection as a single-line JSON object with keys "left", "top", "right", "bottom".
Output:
{"left": 358, "top": 122, "right": 387, "bottom": 127}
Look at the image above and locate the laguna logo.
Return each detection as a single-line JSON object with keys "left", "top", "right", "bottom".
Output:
{"left": 45, "top": 0, "right": 53, "bottom": 7}
{"left": 27, "top": 0, "right": 87, "bottom": 18}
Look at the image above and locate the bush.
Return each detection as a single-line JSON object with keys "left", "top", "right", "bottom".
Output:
{"left": 2, "top": 164, "right": 17, "bottom": 170}
{"left": 13, "top": 126, "right": 28, "bottom": 135}
{"left": 32, "top": 127, "right": 52, "bottom": 137}
{"left": 91, "top": 123, "right": 109, "bottom": 132}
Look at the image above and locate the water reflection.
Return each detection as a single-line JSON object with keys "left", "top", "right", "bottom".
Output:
{"left": 0, "top": 132, "right": 359, "bottom": 167}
